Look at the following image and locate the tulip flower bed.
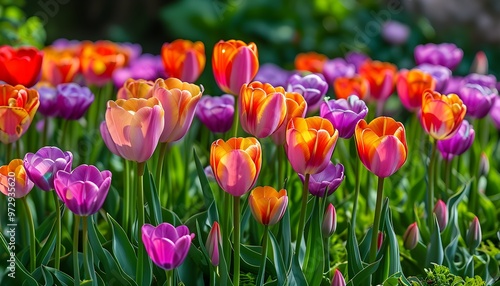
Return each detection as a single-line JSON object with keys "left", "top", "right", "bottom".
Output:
{"left": 1, "top": 38, "right": 500, "bottom": 286}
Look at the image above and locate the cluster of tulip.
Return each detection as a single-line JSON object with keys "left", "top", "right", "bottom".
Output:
{"left": 0, "top": 38, "right": 498, "bottom": 286}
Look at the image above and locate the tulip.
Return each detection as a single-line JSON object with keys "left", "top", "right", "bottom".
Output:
{"left": 437, "top": 120, "right": 475, "bottom": 161}
{"left": 210, "top": 137, "right": 262, "bottom": 197}
{"left": 196, "top": 94, "right": 234, "bottom": 133}
{"left": 113, "top": 54, "right": 165, "bottom": 88}
{"left": 294, "top": 52, "right": 327, "bottom": 73}
{"left": 320, "top": 95, "right": 369, "bottom": 139}
{"left": 442, "top": 76, "right": 464, "bottom": 95}
{"left": 23, "top": 146, "right": 73, "bottom": 191}
{"left": 117, "top": 78, "right": 154, "bottom": 99}
{"left": 490, "top": 97, "right": 500, "bottom": 130}
{"left": 345, "top": 51, "right": 370, "bottom": 72}
{"left": 402, "top": 222, "right": 419, "bottom": 250}
{"left": 322, "top": 58, "right": 356, "bottom": 84}
{"left": 212, "top": 40, "right": 259, "bottom": 95}
{"left": 470, "top": 51, "right": 488, "bottom": 75}
{"left": 54, "top": 83, "right": 95, "bottom": 120}
{"left": 414, "top": 43, "right": 463, "bottom": 70}
{"left": 287, "top": 73, "right": 328, "bottom": 112}
{"left": 381, "top": 20, "right": 410, "bottom": 45}
{"left": 479, "top": 153, "right": 489, "bottom": 177}
{"left": 285, "top": 117, "right": 338, "bottom": 175}
{"left": 161, "top": 39, "right": 205, "bottom": 83}
{"left": 54, "top": 164, "right": 112, "bottom": 216}
{"left": 396, "top": 69, "right": 436, "bottom": 111}
{"left": 152, "top": 78, "right": 202, "bottom": 143}
{"left": 331, "top": 269, "right": 346, "bottom": 286}
{"left": 333, "top": 76, "right": 369, "bottom": 100}
{"left": 355, "top": 117, "right": 407, "bottom": 178}
{"left": 466, "top": 216, "right": 482, "bottom": 251}
{"left": 463, "top": 73, "right": 497, "bottom": 89}
{"left": 254, "top": 63, "right": 293, "bottom": 88}
{"left": 0, "top": 84, "right": 40, "bottom": 144}
{"left": 205, "top": 221, "right": 221, "bottom": 266}
{"left": 0, "top": 45, "right": 43, "bottom": 87}
{"left": 79, "top": 41, "right": 129, "bottom": 86}
{"left": 415, "top": 64, "right": 452, "bottom": 93}
{"left": 270, "top": 91, "right": 307, "bottom": 145}
{"left": 359, "top": 60, "right": 397, "bottom": 101}
{"left": 299, "top": 162, "right": 344, "bottom": 197}
{"left": 141, "top": 223, "right": 195, "bottom": 270}
{"left": 248, "top": 186, "right": 288, "bottom": 226}
{"left": 420, "top": 90, "right": 467, "bottom": 140}
{"left": 41, "top": 46, "right": 80, "bottom": 85}
{"left": 239, "top": 81, "right": 286, "bottom": 138}
{"left": 37, "top": 86, "right": 59, "bottom": 117}
{"left": 433, "top": 200, "right": 448, "bottom": 231}
{"left": 0, "top": 159, "right": 34, "bottom": 198}
{"left": 458, "top": 84, "right": 497, "bottom": 118}
{"left": 100, "top": 97, "right": 164, "bottom": 163}
{"left": 322, "top": 203, "right": 337, "bottom": 237}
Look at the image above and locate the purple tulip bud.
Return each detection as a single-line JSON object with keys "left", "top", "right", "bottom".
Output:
{"left": 490, "top": 97, "right": 500, "bottom": 130}
{"left": 37, "top": 86, "right": 59, "bottom": 117}
{"left": 55, "top": 83, "right": 95, "bottom": 120}
{"left": 382, "top": 21, "right": 410, "bottom": 45}
{"left": 322, "top": 203, "right": 337, "bottom": 237}
{"left": 403, "top": 222, "right": 419, "bottom": 250}
{"left": 331, "top": 269, "right": 346, "bottom": 286}
{"left": 433, "top": 200, "right": 448, "bottom": 231}
{"left": 205, "top": 221, "right": 221, "bottom": 266}
{"left": 437, "top": 120, "right": 475, "bottom": 161}
{"left": 141, "top": 223, "right": 195, "bottom": 270}
{"left": 415, "top": 64, "right": 452, "bottom": 93}
{"left": 254, "top": 63, "right": 292, "bottom": 88}
{"left": 458, "top": 84, "right": 497, "bottom": 118}
{"left": 479, "top": 153, "right": 489, "bottom": 177}
{"left": 414, "top": 43, "right": 463, "bottom": 70}
{"left": 470, "top": 51, "right": 488, "bottom": 75}
{"left": 466, "top": 216, "right": 482, "bottom": 251}
{"left": 24, "top": 146, "right": 73, "bottom": 191}
{"left": 345, "top": 51, "right": 370, "bottom": 72}
{"left": 320, "top": 95, "right": 368, "bottom": 139}
{"left": 463, "top": 73, "right": 497, "bottom": 89}
{"left": 196, "top": 94, "right": 234, "bottom": 133}
{"left": 54, "top": 164, "right": 112, "bottom": 216}
{"left": 322, "top": 58, "right": 356, "bottom": 85}
{"left": 298, "top": 162, "right": 344, "bottom": 197}
{"left": 287, "top": 73, "right": 328, "bottom": 113}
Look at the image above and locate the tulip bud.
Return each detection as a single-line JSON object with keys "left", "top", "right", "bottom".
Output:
{"left": 205, "top": 221, "right": 221, "bottom": 266}
{"left": 479, "top": 153, "right": 489, "bottom": 177}
{"left": 466, "top": 216, "right": 482, "bottom": 251}
{"left": 331, "top": 269, "right": 346, "bottom": 286}
{"left": 322, "top": 204, "right": 337, "bottom": 237}
{"left": 377, "top": 232, "right": 384, "bottom": 250}
{"left": 402, "top": 223, "right": 419, "bottom": 250}
{"left": 470, "top": 51, "right": 488, "bottom": 75}
{"left": 433, "top": 200, "right": 448, "bottom": 231}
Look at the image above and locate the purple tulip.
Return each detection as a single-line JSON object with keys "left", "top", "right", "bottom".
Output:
{"left": 196, "top": 94, "right": 234, "bottom": 133}
{"left": 298, "top": 162, "right": 344, "bottom": 197}
{"left": 402, "top": 223, "right": 419, "bottom": 250}
{"left": 254, "top": 63, "right": 292, "bottom": 88}
{"left": 382, "top": 21, "right": 410, "bottom": 45}
{"left": 24, "top": 146, "right": 73, "bottom": 191}
{"left": 331, "top": 269, "right": 346, "bottom": 286}
{"left": 53, "top": 164, "right": 112, "bottom": 216}
{"left": 345, "top": 51, "right": 370, "bottom": 72}
{"left": 322, "top": 203, "right": 337, "bottom": 237}
{"left": 437, "top": 120, "right": 475, "bottom": 161}
{"left": 415, "top": 64, "right": 452, "bottom": 93}
{"left": 414, "top": 43, "right": 463, "bottom": 70}
{"left": 320, "top": 95, "right": 368, "bottom": 139}
{"left": 55, "top": 83, "right": 95, "bottom": 120}
{"left": 37, "top": 86, "right": 59, "bottom": 117}
{"left": 441, "top": 76, "right": 464, "bottom": 95}
{"left": 205, "top": 221, "right": 221, "bottom": 266}
{"left": 490, "top": 97, "right": 500, "bottom": 130}
{"left": 287, "top": 73, "right": 328, "bottom": 113}
{"left": 322, "top": 58, "right": 356, "bottom": 85}
{"left": 119, "top": 42, "right": 142, "bottom": 62}
{"left": 433, "top": 200, "right": 448, "bottom": 231}
{"left": 142, "top": 223, "right": 195, "bottom": 270}
{"left": 463, "top": 73, "right": 497, "bottom": 89}
{"left": 112, "top": 54, "right": 164, "bottom": 87}
{"left": 51, "top": 38, "right": 81, "bottom": 50}
{"left": 458, "top": 84, "right": 497, "bottom": 118}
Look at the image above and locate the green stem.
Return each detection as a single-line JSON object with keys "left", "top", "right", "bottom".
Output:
{"left": 156, "top": 142, "right": 168, "bottom": 201}
{"left": 427, "top": 141, "right": 437, "bottom": 233}
{"left": 258, "top": 225, "right": 269, "bottom": 285}
{"left": 232, "top": 99, "right": 239, "bottom": 138}
{"left": 82, "top": 216, "right": 90, "bottom": 280}
{"left": 60, "top": 119, "right": 70, "bottom": 149}
{"left": 295, "top": 173, "right": 310, "bottom": 254}
{"left": 15, "top": 139, "right": 21, "bottom": 159}
{"left": 42, "top": 116, "right": 48, "bottom": 147}
{"left": 73, "top": 215, "right": 80, "bottom": 286}
{"left": 444, "top": 158, "right": 452, "bottom": 198}
{"left": 469, "top": 118, "right": 487, "bottom": 214}
{"left": 369, "top": 176, "right": 385, "bottom": 263}
{"left": 53, "top": 191, "right": 62, "bottom": 270}
{"left": 6, "top": 143, "right": 12, "bottom": 162}
{"left": 136, "top": 161, "right": 146, "bottom": 285}
{"left": 22, "top": 197, "right": 36, "bottom": 272}
{"left": 123, "top": 160, "right": 131, "bottom": 235}
{"left": 166, "top": 269, "right": 173, "bottom": 286}
{"left": 223, "top": 192, "right": 232, "bottom": 271}
{"left": 351, "top": 155, "right": 361, "bottom": 226}
{"left": 277, "top": 145, "right": 284, "bottom": 189}
{"left": 233, "top": 196, "right": 241, "bottom": 286}
{"left": 323, "top": 237, "right": 330, "bottom": 273}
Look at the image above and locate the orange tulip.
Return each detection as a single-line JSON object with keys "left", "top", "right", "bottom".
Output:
{"left": 420, "top": 90, "right": 466, "bottom": 140}
{"left": 41, "top": 46, "right": 80, "bottom": 85}
{"left": 248, "top": 186, "right": 288, "bottom": 226}
{"left": 212, "top": 40, "right": 259, "bottom": 95}
{"left": 285, "top": 117, "right": 338, "bottom": 175}
{"left": 0, "top": 45, "right": 43, "bottom": 87}
{"left": 0, "top": 84, "right": 39, "bottom": 144}
{"left": 359, "top": 61, "right": 397, "bottom": 101}
{"left": 396, "top": 69, "right": 436, "bottom": 111}
{"left": 270, "top": 91, "right": 307, "bottom": 145}
{"left": 117, "top": 78, "right": 154, "bottom": 99}
{"left": 79, "top": 41, "right": 129, "bottom": 86}
{"left": 0, "top": 159, "right": 34, "bottom": 198}
{"left": 333, "top": 76, "right": 369, "bottom": 100}
{"left": 355, "top": 117, "right": 407, "bottom": 178}
{"left": 239, "top": 81, "right": 286, "bottom": 138}
{"left": 161, "top": 39, "right": 205, "bottom": 83}
{"left": 294, "top": 52, "right": 327, "bottom": 73}
{"left": 210, "top": 137, "right": 262, "bottom": 197}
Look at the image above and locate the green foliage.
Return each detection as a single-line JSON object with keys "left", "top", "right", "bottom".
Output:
{"left": 408, "top": 264, "right": 486, "bottom": 286}
{"left": 0, "top": 3, "right": 45, "bottom": 47}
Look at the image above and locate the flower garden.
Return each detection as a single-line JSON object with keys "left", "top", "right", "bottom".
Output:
{"left": 0, "top": 2, "right": 500, "bottom": 286}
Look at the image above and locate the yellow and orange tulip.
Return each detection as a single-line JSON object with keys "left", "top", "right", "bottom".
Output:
{"left": 41, "top": 46, "right": 80, "bottom": 86}
{"left": 212, "top": 40, "right": 259, "bottom": 95}
{"left": 161, "top": 39, "right": 205, "bottom": 83}
{"left": 359, "top": 61, "right": 397, "bottom": 101}
{"left": 79, "top": 40, "right": 129, "bottom": 86}
{"left": 396, "top": 69, "right": 436, "bottom": 111}
{"left": 270, "top": 91, "right": 307, "bottom": 145}
{"left": 333, "top": 76, "right": 369, "bottom": 100}
{"left": 355, "top": 116, "right": 407, "bottom": 178}
{"left": 239, "top": 81, "right": 286, "bottom": 138}
{"left": 117, "top": 78, "right": 154, "bottom": 100}
{"left": 248, "top": 186, "right": 288, "bottom": 226}
{"left": 294, "top": 52, "right": 327, "bottom": 73}
{"left": 0, "top": 159, "right": 34, "bottom": 198}
{"left": 210, "top": 137, "right": 262, "bottom": 197}
{"left": 0, "top": 84, "right": 39, "bottom": 144}
{"left": 285, "top": 117, "right": 338, "bottom": 175}
{"left": 420, "top": 90, "right": 467, "bottom": 140}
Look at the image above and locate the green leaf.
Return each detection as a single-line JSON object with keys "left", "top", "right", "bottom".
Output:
{"left": 41, "top": 265, "right": 54, "bottom": 286}
{"left": 268, "top": 231, "right": 287, "bottom": 286}
{"left": 193, "top": 148, "right": 215, "bottom": 207}
{"left": 346, "top": 222, "right": 364, "bottom": 279}
{"left": 277, "top": 208, "right": 292, "bottom": 269}
{"left": 289, "top": 254, "right": 308, "bottom": 286}
{"left": 107, "top": 214, "right": 137, "bottom": 279}
{"left": 441, "top": 182, "right": 469, "bottom": 245}
{"left": 0, "top": 232, "right": 39, "bottom": 285}
{"left": 443, "top": 236, "right": 459, "bottom": 273}
{"left": 36, "top": 220, "right": 56, "bottom": 265}
{"left": 303, "top": 197, "right": 324, "bottom": 286}
{"left": 44, "top": 266, "right": 74, "bottom": 286}
{"left": 346, "top": 259, "right": 381, "bottom": 286}
{"left": 143, "top": 164, "right": 162, "bottom": 225}
{"left": 425, "top": 215, "right": 444, "bottom": 266}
